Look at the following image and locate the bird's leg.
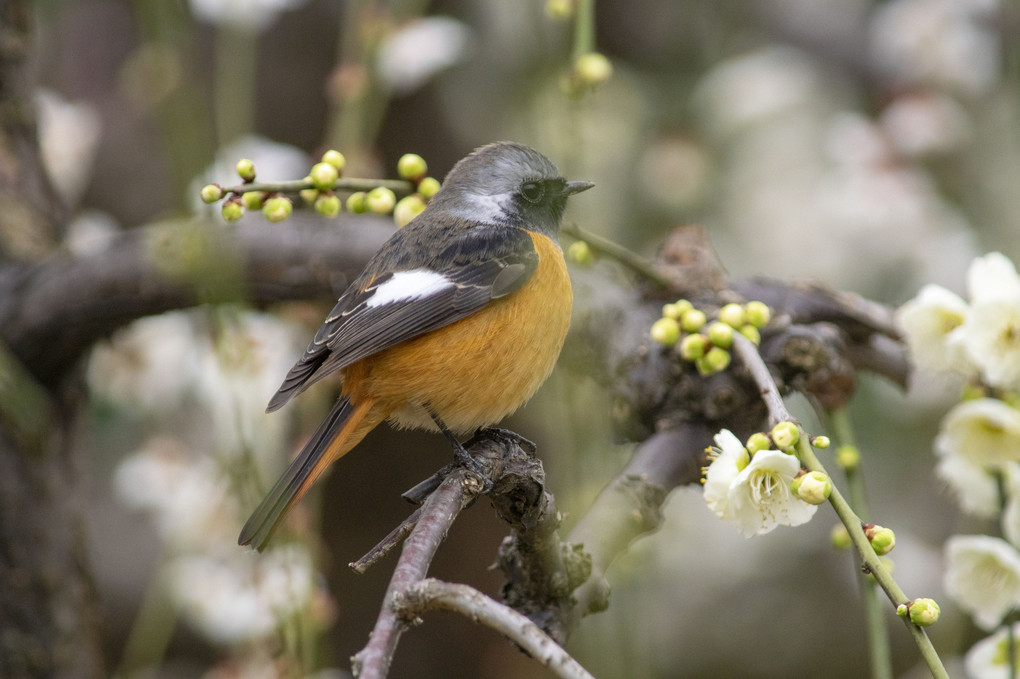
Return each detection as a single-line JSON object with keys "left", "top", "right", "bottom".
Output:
{"left": 402, "top": 409, "right": 493, "bottom": 504}
{"left": 470, "top": 427, "right": 537, "bottom": 455}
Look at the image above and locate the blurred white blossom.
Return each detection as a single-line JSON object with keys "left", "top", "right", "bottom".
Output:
{"left": 879, "top": 93, "right": 971, "bottom": 159}
{"left": 189, "top": 0, "right": 308, "bottom": 32}
{"left": 66, "top": 210, "right": 120, "bottom": 257}
{"left": 36, "top": 89, "right": 101, "bottom": 207}
{"left": 1002, "top": 470, "right": 1020, "bottom": 549}
{"left": 704, "top": 429, "right": 817, "bottom": 537}
{"left": 197, "top": 312, "right": 301, "bottom": 459}
{"left": 945, "top": 535, "right": 1020, "bottom": 631}
{"left": 167, "top": 544, "right": 316, "bottom": 644}
{"left": 114, "top": 435, "right": 233, "bottom": 546}
{"left": 936, "top": 399, "right": 1020, "bottom": 471}
{"left": 967, "top": 252, "right": 1020, "bottom": 303}
{"left": 965, "top": 623, "right": 1020, "bottom": 679}
{"left": 962, "top": 253, "right": 1020, "bottom": 389}
{"left": 869, "top": 0, "right": 1001, "bottom": 97}
{"left": 377, "top": 17, "right": 471, "bottom": 95}
{"left": 88, "top": 311, "right": 203, "bottom": 414}
{"left": 935, "top": 454, "right": 1001, "bottom": 519}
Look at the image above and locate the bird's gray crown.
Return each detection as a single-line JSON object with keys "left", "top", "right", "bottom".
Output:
{"left": 429, "top": 142, "right": 564, "bottom": 223}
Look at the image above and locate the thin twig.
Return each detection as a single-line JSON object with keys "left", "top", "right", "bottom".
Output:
{"left": 349, "top": 506, "right": 423, "bottom": 575}
{"left": 352, "top": 469, "right": 484, "bottom": 678}
{"left": 394, "top": 579, "right": 596, "bottom": 679}
{"left": 562, "top": 223, "right": 670, "bottom": 287}
{"left": 731, "top": 333, "right": 949, "bottom": 679}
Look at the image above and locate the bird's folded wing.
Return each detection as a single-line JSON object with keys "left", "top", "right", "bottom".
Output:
{"left": 266, "top": 224, "right": 539, "bottom": 412}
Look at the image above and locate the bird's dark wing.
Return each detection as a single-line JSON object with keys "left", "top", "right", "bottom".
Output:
{"left": 266, "top": 222, "right": 538, "bottom": 412}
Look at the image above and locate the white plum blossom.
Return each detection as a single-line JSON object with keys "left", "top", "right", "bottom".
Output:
{"left": 935, "top": 398, "right": 1020, "bottom": 470}
{"left": 376, "top": 17, "right": 471, "bottom": 95}
{"left": 967, "top": 252, "right": 1020, "bottom": 303}
{"left": 963, "top": 299, "right": 1020, "bottom": 390}
{"left": 704, "top": 429, "right": 817, "bottom": 537}
{"left": 935, "top": 454, "right": 1001, "bottom": 519}
{"left": 965, "top": 623, "right": 1020, "bottom": 679}
{"left": 944, "top": 535, "right": 1020, "bottom": 631}
{"left": 1002, "top": 469, "right": 1020, "bottom": 549}
{"left": 896, "top": 283, "right": 970, "bottom": 374}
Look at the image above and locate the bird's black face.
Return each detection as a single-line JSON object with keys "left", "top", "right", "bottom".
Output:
{"left": 509, "top": 176, "right": 594, "bottom": 235}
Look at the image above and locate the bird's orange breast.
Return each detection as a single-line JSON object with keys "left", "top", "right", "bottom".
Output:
{"left": 344, "top": 231, "right": 573, "bottom": 433}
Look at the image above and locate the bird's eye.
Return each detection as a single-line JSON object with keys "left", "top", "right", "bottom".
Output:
{"left": 520, "top": 181, "right": 545, "bottom": 204}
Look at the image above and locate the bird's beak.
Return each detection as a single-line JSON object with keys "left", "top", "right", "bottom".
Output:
{"left": 563, "top": 180, "right": 595, "bottom": 196}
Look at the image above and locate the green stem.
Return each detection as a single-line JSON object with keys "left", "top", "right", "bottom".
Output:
{"left": 214, "top": 25, "right": 257, "bottom": 146}
{"left": 572, "top": 0, "right": 595, "bottom": 60}
{"left": 828, "top": 408, "right": 891, "bottom": 679}
{"left": 561, "top": 223, "right": 669, "bottom": 287}
{"left": 796, "top": 439, "right": 948, "bottom": 679}
{"left": 219, "top": 177, "right": 413, "bottom": 196}
{"left": 111, "top": 557, "right": 178, "bottom": 679}
{"left": 729, "top": 334, "right": 949, "bottom": 679}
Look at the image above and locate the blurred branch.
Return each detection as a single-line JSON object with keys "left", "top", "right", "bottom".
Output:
{"left": 394, "top": 579, "right": 595, "bottom": 679}
{"left": 218, "top": 177, "right": 413, "bottom": 196}
{"left": 0, "top": 214, "right": 394, "bottom": 385}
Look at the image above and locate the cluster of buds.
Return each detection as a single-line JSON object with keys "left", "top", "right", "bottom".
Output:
{"left": 347, "top": 153, "right": 440, "bottom": 227}
{"left": 200, "top": 151, "right": 441, "bottom": 228}
{"left": 650, "top": 300, "right": 771, "bottom": 375}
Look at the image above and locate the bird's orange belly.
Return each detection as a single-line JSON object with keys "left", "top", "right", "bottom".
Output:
{"left": 347, "top": 232, "right": 572, "bottom": 433}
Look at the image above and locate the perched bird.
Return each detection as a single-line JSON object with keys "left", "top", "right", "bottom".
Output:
{"left": 238, "top": 141, "right": 593, "bottom": 551}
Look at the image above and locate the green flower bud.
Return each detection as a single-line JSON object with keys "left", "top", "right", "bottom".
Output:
{"left": 746, "top": 432, "right": 771, "bottom": 454}
{"left": 706, "top": 321, "right": 734, "bottom": 348}
{"left": 397, "top": 153, "right": 428, "bottom": 182}
{"left": 242, "top": 191, "right": 266, "bottom": 210}
{"left": 744, "top": 301, "right": 772, "bottom": 328}
{"left": 366, "top": 187, "right": 397, "bottom": 214}
{"left": 865, "top": 524, "right": 896, "bottom": 556}
{"left": 321, "top": 149, "right": 346, "bottom": 172}
{"left": 679, "top": 333, "right": 708, "bottom": 360}
{"left": 262, "top": 195, "right": 293, "bottom": 223}
{"left": 734, "top": 446, "right": 750, "bottom": 472}
{"left": 346, "top": 191, "right": 367, "bottom": 213}
{"left": 830, "top": 524, "right": 851, "bottom": 550}
{"left": 699, "top": 346, "right": 731, "bottom": 374}
{"left": 393, "top": 194, "right": 426, "bottom": 227}
{"left": 418, "top": 176, "right": 441, "bottom": 200}
{"left": 299, "top": 188, "right": 319, "bottom": 204}
{"left": 811, "top": 436, "right": 831, "bottom": 449}
{"left": 650, "top": 317, "right": 681, "bottom": 347}
{"left": 545, "top": 0, "right": 574, "bottom": 20}
{"left": 738, "top": 324, "right": 761, "bottom": 345}
{"left": 791, "top": 470, "right": 831, "bottom": 505}
{"left": 575, "top": 52, "right": 613, "bottom": 87}
{"left": 836, "top": 445, "right": 860, "bottom": 471}
{"left": 200, "top": 183, "right": 224, "bottom": 203}
{"left": 770, "top": 421, "right": 800, "bottom": 449}
{"left": 718, "top": 303, "right": 746, "bottom": 328}
{"left": 898, "top": 598, "right": 940, "bottom": 627}
{"left": 681, "top": 308, "right": 706, "bottom": 333}
{"left": 315, "top": 193, "right": 342, "bottom": 217}
{"left": 221, "top": 199, "right": 243, "bottom": 222}
{"left": 235, "top": 158, "right": 256, "bottom": 182}
{"left": 567, "top": 241, "right": 594, "bottom": 266}
{"left": 310, "top": 162, "right": 339, "bottom": 191}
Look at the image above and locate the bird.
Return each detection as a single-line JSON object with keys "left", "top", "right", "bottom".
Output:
{"left": 238, "top": 141, "right": 593, "bottom": 550}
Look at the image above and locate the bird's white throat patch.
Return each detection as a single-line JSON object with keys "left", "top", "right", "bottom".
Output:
{"left": 366, "top": 269, "right": 454, "bottom": 307}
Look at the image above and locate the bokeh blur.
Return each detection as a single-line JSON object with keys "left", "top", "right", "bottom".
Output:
{"left": 29, "top": 0, "right": 1019, "bottom": 676}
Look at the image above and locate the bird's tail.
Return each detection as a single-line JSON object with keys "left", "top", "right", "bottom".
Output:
{"left": 238, "top": 396, "right": 380, "bottom": 551}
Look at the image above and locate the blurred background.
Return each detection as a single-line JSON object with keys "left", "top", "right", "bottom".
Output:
{"left": 26, "top": 0, "right": 1019, "bottom": 676}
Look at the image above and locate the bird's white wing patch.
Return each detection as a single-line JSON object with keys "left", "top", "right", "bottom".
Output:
{"left": 365, "top": 269, "right": 454, "bottom": 307}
